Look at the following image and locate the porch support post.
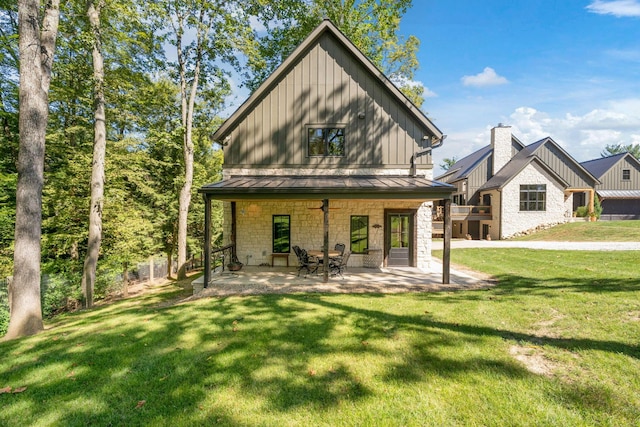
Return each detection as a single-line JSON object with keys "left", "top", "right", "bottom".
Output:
{"left": 203, "top": 195, "right": 212, "bottom": 289}
{"left": 443, "top": 198, "right": 452, "bottom": 284}
{"left": 588, "top": 189, "right": 595, "bottom": 215}
{"left": 231, "top": 201, "right": 237, "bottom": 259}
{"left": 322, "top": 198, "right": 329, "bottom": 283}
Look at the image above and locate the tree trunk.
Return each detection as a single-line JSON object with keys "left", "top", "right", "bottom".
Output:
{"left": 6, "top": 0, "right": 60, "bottom": 340}
{"left": 122, "top": 263, "right": 129, "bottom": 298}
{"left": 176, "top": 12, "right": 202, "bottom": 280}
{"left": 81, "top": 0, "right": 106, "bottom": 309}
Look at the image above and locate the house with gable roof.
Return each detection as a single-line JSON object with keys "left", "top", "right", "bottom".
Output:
{"left": 436, "top": 124, "right": 600, "bottom": 240}
{"left": 198, "top": 19, "right": 455, "bottom": 286}
{"left": 581, "top": 152, "right": 640, "bottom": 220}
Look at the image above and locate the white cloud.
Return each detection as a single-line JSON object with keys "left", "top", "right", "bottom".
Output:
{"left": 461, "top": 67, "right": 509, "bottom": 87}
{"left": 507, "top": 99, "right": 640, "bottom": 161}
{"left": 586, "top": 0, "right": 640, "bottom": 17}
{"left": 434, "top": 99, "right": 640, "bottom": 175}
{"left": 391, "top": 76, "right": 438, "bottom": 98}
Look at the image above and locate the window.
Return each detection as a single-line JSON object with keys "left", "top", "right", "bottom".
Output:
{"left": 350, "top": 215, "right": 368, "bottom": 254}
{"left": 272, "top": 215, "right": 290, "bottom": 253}
{"left": 307, "top": 127, "right": 345, "bottom": 156}
{"left": 623, "top": 169, "right": 630, "bottom": 180}
{"left": 519, "top": 184, "right": 546, "bottom": 211}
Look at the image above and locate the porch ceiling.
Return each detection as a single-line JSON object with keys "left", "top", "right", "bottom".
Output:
{"left": 199, "top": 175, "right": 455, "bottom": 201}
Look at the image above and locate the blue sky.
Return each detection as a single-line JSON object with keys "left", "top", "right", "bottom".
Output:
{"left": 400, "top": 0, "right": 640, "bottom": 175}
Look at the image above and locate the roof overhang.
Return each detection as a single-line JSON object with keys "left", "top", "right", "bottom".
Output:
{"left": 199, "top": 175, "right": 455, "bottom": 201}
{"left": 597, "top": 190, "right": 640, "bottom": 199}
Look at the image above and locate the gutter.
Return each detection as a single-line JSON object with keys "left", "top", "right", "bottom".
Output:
{"left": 410, "top": 135, "right": 447, "bottom": 177}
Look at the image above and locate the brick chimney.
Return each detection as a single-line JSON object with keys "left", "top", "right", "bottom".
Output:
{"left": 491, "top": 123, "right": 512, "bottom": 175}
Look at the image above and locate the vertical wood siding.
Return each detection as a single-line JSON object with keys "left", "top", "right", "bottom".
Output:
{"left": 599, "top": 157, "right": 640, "bottom": 190}
{"left": 224, "top": 32, "right": 432, "bottom": 169}
{"left": 536, "top": 142, "right": 595, "bottom": 188}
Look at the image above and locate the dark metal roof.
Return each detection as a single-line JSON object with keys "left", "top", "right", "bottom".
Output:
{"left": 199, "top": 175, "right": 454, "bottom": 200}
{"left": 436, "top": 136, "right": 526, "bottom": 182}
{"left": 435, "top": 145, "right": 492, "bottom": 182}
{"left": 479, "top": 153, "right": 569, "bottom": 191}
{"left": 581, "top": 153, "right": 628, "bottom": 178}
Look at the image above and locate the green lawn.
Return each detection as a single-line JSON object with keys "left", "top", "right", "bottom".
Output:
{"left": 1, "top": 250, "right": 639, "bottom": 426}
{"left": 512, "top": 220, "right": 640, "bottom": 241}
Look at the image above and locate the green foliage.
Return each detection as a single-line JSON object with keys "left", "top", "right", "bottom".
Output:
{"left": 574, "top": 205, "right": 589, "bottom": 217}
{"left": 246, "top": 0, "right": 422, "bottom": 105}
{"left": 0, "top": 279, "right": 8, "bottom": 336}
{"left": 594, "top": 194, "right": 603, "bottom": 218}
{"left": 601, "top": 143, "right": 640, "bottom": 159}
{"left": 439, "top": 157, "right": 457, "bottom": 171}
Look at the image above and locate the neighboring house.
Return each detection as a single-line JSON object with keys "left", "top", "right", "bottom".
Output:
{"left": 581, "top": 152, "right": 640, "bottom": 220}
{"left": 436, "top": 125, "right": 599, "bottom": 240}
{"left": 199, "top": 19, "right": 455, "bottom": 285}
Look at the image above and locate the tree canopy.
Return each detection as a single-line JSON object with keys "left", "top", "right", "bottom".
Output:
{"left": 601, "top": 143, "right": 640, "bottom": 159}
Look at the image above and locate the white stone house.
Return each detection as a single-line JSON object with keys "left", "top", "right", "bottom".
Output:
{"left": 436, "top": 125, "right": 599, "bottom": 240}
{"left": 199, "top": 20, "right": 455, "bottom": 285}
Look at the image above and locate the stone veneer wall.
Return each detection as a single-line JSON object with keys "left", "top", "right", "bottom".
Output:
{"left": 499, "top": 163, "right": 572, "bottom": 239}
{"left": 220, "top": 167, "right": 436, "bottom": 271}
{"left": 222, "top": 199, "right": 435, "bottom": 271}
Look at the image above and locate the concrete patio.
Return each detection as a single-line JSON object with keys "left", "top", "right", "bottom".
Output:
{"left": 190, "top": 260, "right": 495, "bottom": 298}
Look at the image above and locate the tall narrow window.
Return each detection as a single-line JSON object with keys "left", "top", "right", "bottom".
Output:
{"left": 307, "top": 127, "right": 345, "bottom": 156}
{"left": 350, "top": 215, "right": 369, "bottom": 254}
{"left": 519, "top": 184, "right": 546, "bottom": 211}
{"left": 272, "top": 215, "right": 290, "bottom": 253}
{"left": 622, "top": 169, "right": 630, "bottom": 180}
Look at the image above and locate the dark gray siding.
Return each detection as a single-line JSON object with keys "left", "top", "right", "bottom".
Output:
{"left": 466, "top": 156, "right": 491, "bottom": 204}
{"left": 535, "top": 142, "right": 595, "bottom": 188}
{"left": 598, "top": 157, "right": 640, "bottom": 190}
{"left": 223, "top": 32, "right": 432, "bottom": 169}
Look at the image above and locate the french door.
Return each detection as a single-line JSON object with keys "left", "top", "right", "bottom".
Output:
{"left": 385, "top": 210, "right": 416, "bottom": 267}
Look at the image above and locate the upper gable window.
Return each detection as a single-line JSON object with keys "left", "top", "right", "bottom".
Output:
{"left": 307, "top": 126, "right": 345, "bottom": 157}
{"left": 622, "top": 169, "right": 630, "bottom": 180}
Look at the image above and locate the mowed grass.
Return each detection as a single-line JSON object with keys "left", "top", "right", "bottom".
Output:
{"left": 1, "top": 250, "right": 639, "bottom": 426}
{"left": 513, "top": 220, "right": 640, "bottom": 241}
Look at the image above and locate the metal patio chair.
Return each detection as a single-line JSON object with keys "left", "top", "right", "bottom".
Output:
{"left": 293, "top": 246, "right": 318, "bottom": 277}
{"left": 329, "top": 251, "right": 350, "bottom": 278}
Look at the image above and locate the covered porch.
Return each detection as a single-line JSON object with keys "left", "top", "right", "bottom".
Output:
{"left": 199, "top": 175, "right": 455, "bottom": 288}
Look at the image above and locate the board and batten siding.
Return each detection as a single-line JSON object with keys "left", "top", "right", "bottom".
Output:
{"left": 598, "top": 156, "right": 640, "bottom": 190}
{"left": 223, "top": 32, "right": 431, "bottom": 170}
{"left": 535, "top": 142, "right": 595, "bottom": 188}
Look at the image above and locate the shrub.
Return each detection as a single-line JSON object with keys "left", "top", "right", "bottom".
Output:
{"left": 575, "top": 205, "right": 589, "bottom": 217}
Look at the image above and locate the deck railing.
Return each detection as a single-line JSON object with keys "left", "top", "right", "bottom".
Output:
{"left": 434, "top": 205, "right": 492, "bottom": 221}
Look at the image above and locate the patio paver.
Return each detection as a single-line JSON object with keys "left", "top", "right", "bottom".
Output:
{"left": 188, "top": 261, "right": 494, "bottom": 299}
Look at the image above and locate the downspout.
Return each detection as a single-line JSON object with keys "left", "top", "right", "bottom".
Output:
{"left": 410, "top": 135, "right": 446, "bottom": 177}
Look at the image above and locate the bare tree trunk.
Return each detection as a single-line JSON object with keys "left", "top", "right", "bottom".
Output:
{"left": 175, "top": 9, "right": 204, "bottom": 280}
{"left": 6, "top": 0, "right": 60, "bottom": 340}
{"left": 81, "top": 0, "right": 106, "bottom": 309}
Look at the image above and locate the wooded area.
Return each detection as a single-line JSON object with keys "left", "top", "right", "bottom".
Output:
{"left": 1, "top": 0, "right": 422, "bottom": 338}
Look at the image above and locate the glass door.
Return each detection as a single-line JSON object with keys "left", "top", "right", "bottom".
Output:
{"left": 386, "top": 212, "right": 413, "bottom": 266}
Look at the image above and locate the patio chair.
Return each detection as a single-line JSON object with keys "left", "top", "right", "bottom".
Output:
{"left": 293, "top": 246, "right": 318, "bottom": 277}
{"left": 329, "top": 251, "right": 350, "bottom": 278}
{"left": 334, "top": 243, "right": 346, "bottom": 257}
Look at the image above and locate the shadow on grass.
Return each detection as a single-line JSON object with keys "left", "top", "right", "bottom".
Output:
{"left": 1, "top": 273, "right": 638, "bottom": 425}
